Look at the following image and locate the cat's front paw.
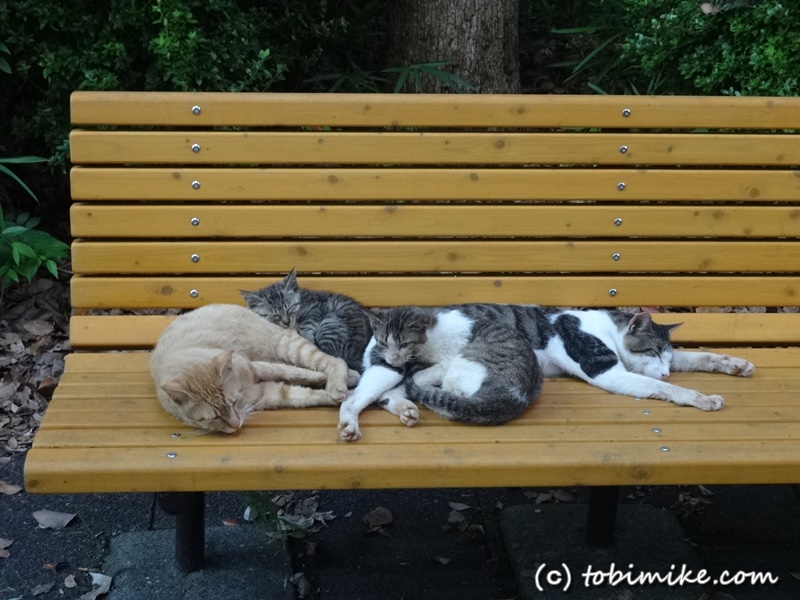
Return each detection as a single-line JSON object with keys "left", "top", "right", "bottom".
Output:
{"left": 338, "top": 418, "right": 361, "bottom": 442}
{"left": 694, "top": 393, "right": 724, "bottom": 411}
{"left": 325, "top": 362, "right": 351, "bottom": 403}
{"left": 726, "top": 356, "right": 755, "bottom": 377}
{"left": 399, "top": 401, "right": 419, "bottom": 427}
{"left": 347, "top": 369, "right": 361, "bottom": 388}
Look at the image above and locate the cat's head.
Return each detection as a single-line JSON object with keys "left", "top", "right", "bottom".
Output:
{"left": 367, "top": 307, "right": 433, "bottom": 368}
{"left": 621, "top": 312, "right": 681, "bottom": 379}
{"left": 240, "top": 268, "right": 301, "bottom": 330}
{"left": 160, "top": 350, "right": 258, "bottom": 433}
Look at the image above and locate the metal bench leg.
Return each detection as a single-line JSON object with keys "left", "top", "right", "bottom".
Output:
{"left": 157, "top": 491, "right": 206, "bottom": 573}
{"left": 585, "top": 485, "right": 619, "bottom": 546}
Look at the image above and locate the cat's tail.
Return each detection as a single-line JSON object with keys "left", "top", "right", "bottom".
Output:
{"left": 404, "top": 379, "right": 538, "bottom": 425}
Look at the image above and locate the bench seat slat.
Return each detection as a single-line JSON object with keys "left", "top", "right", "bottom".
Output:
{"left": 70, "top": 204, "right": 800, "bottom": 239}
{"left": 70, "top": 92, "right": 800, "bottom": 129}
{"left": 70, "top": 131, "right": 800, "bottom": 166}
{"left": 69, "top": 167, "right": 800, "bottom": 202}
{"left": 61, "top": 348, "right": 800, "bottom": 372}
{"left": 67, "top": 315, "right": 800, "bottom": 349}
{"left": 71, "top": 240, "right": 800, "bottom": 274}
{"left": 68, "top": 275, "right": 800, "bottom": 311}
{"left": 24, "top": 439, "right": 800, "bottom": 494}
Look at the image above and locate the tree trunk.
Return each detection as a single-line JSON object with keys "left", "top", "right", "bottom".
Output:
{"left": 387, "top": 0, "right": 520, "bottom": 94}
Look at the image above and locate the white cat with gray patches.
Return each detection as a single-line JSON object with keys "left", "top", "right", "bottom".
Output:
{"left": 338, "top": 305, "right": 544, "bottom": 441}
{"left": 339, "top": 304, "right": 755, "bottom": 441}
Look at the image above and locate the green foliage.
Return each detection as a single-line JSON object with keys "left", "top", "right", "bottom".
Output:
{"left": 621, "top": 0, "right": 800, "bottom": 96}
{"left": 0, "top": 0, "right": 286, "bottom": 165}
{"left": 308, "top": 61, "right": 476, "bottom": 93}
{"left": 0, "top": 155, "right": 48, "bottom": 203}
{"left": 0, "top": 206, "right": 69, "bottom": 287}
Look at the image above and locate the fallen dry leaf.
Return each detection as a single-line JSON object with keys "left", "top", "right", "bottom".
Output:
{"left": 31, "top": 583, "right": 54, "bottom": 596}
{"left": 289, "top": 572, "right": 312, "bottom": 598}
{"left": 363, "top": 506, "right": 393, "bottom": 533}
{"left": 0, "top": 480, "right": 22, "bottom": 495}
{"left": 448, "top": 502, "right": 471, "bottom": 511}
{"left": 221, "top": 518, "right": 238, "bottom": 526}
{"left": 432, "top": 556, "right": 451, "bottom": 565}
{"left": 79, "top": 572, "right": 112, "bottom": 600}
{"left": 64, "top": 574, "right": 78, "bottom": 588}
{"left": 552, "top": 489, "right": 575, "bottom": 503}
{"left": 0, "top": 537, "right": 12, "bottom": 559}
{"left": 33, "top": 509, "right": 76, "bottom": 530}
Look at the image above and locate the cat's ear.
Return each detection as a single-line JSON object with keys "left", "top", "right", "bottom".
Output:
{"left": 364, "top": 308, "right": 386, "bottom": 330}
{"left": 161, "top": 380, "right": 193, "bottom": 406}
{"left": 211, "top": 349, "right": 236, "bottom": 379}
{"left": 239, "top": 289, "right": 259, "bottom": 305}
{"left": 664, "top": 322, "right": 683, "bottom": 332}
{"left": 283, "top": 268, "right": 299, "bottom": 289}
{"left": 627, "top": 311, "right": 653, "bottom": 334}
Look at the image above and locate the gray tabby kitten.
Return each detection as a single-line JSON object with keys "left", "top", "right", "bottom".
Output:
{"left": 241, "top": 268, "right": 373, "bottom": 373}
{"left": 338, "top": 306, "right": 544, "bottom": 441}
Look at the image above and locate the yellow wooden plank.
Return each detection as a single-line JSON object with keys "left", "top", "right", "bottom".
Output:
{"left": 62, "top": 347, "right": 800, "bottom": 373}
{"left": 69, "top": 167, "right": 800, "bottom": 202}
{"left": 69, "top": 203, "right": 800, "bottom": 239}
{"left": 67, "top": 313, "right": 800, "bottom": 349}
{"left": 29, "top": 417, "right": 800, "bottom": 451}
{"left": 68, "top": 275, "right": 800, "bottom": 311}
{"left": 71, "top": 240, "right": 800, "bottom": 275}
{"left": 24, "top": 437, "right": 800, "bottom": 493}
{"left": 69, "top": 130, "right": 800, "bottom": 166}
{"left": 70, "top": 91, "right": 800, "bottom": 129}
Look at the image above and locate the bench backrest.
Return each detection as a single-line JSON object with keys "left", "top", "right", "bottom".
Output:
{"left": 68, "top": 92, "right": 800, "bottom": 351}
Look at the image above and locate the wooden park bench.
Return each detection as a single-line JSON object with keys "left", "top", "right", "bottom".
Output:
{"left": 24, "top": 92, "right": 800, "bottom": 573}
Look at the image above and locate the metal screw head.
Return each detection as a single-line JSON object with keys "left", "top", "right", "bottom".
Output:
{"left": 660, "top": 446, "right": 671, "bottom": 453}
{"left": 191, "top": 180, "right": 201, "bottom": 190}
{"left": 612, "top": 252, "right": 621, "bottom": 261}
{"left": 622, "top": 108, "right": 631, "bottom": 117}
{"left": 171, "top": 432, "right": 182, "bottom": 438}
{"left": 613, "top": 218, "right": 623, "bottom": 226}
{"left": 189, "top": 289, "right": 199, "bottom": 298}
{"left": 642, "top": 409, "right": 651, "bottom": 415}
{"left": 191, "top": 143, "right": 201, "bottom": 153}
{"left": 167, "top": 452, "right": 177, "bottom": 458}
{"left": 190, "top": 217, "right": 200, "bottom": 226}
{"left": 190, "top": 254, "right": 200, "bottom": 263}
{"left": 619, "top": 145, "right": 628, "bottom": 154}
{"left": 608, "top": 288, "right": 617, "bottom": 297}
{"left": 652, "top": 427, "right": 662, "bottom": 433}
{"left": 617, "top": 182, "right": 626, "bottom": 191}
{"left": 192, "top": 105, "right": 202, "bottom": 115}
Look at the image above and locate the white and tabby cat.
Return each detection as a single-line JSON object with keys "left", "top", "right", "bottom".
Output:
{"left": 339, "top": 304, "right": 755, "bottom": 441}
{"left": 151, "top": 304, "right": 352, "bottom": 433}
{"left": 338, "top": 306, "right": 544, "bottom": 441}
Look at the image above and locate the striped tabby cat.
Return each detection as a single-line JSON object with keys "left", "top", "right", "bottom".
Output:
{"left": 241, "top": 268, "right": 373, "bottom": 373}
{"left": 151, "top": 304, "right": 352, "bottom": 433}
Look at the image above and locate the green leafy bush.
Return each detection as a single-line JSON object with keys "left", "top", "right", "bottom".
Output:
{"left": 1, "top": 0, "right": 286, "bottom": 165}
{"left": 621, "top": 0, "right": 800, "bottom": 96}
{"left": 0, "top": 206, "right": 69, "bottom": 287}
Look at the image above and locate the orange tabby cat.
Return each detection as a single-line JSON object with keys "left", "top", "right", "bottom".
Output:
{"left": 151, "top": 304, "right": 352, "bottom": 433}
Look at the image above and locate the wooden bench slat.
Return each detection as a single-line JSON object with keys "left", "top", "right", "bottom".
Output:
{"left": 62, "top": 348, "right": 800, "bottom": 373}
{"left": 68, "top": 275, "right": 800, "bottom": 311}
{"left": 69, "top": 167, "right": 800, "bottom": 202}
{"left": 70, "top": 130, "right": 800, "bottom": 166}
{"left": 28, "top": 418, "right": 800, "bottom": 449}
{"left": 70, "top": 91, "right": 800, "bottom": 129}
{"left": 70, "top": 204, "right": 800, "bottom": 239}
{"left": 71, "top": 240, "right": 800, "bottom": 275}
{"left": 24, "top": 438, "right": 800, "bottom": 494}
{"left": 68, "top": 315, "right": 800, "bottom": 349}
